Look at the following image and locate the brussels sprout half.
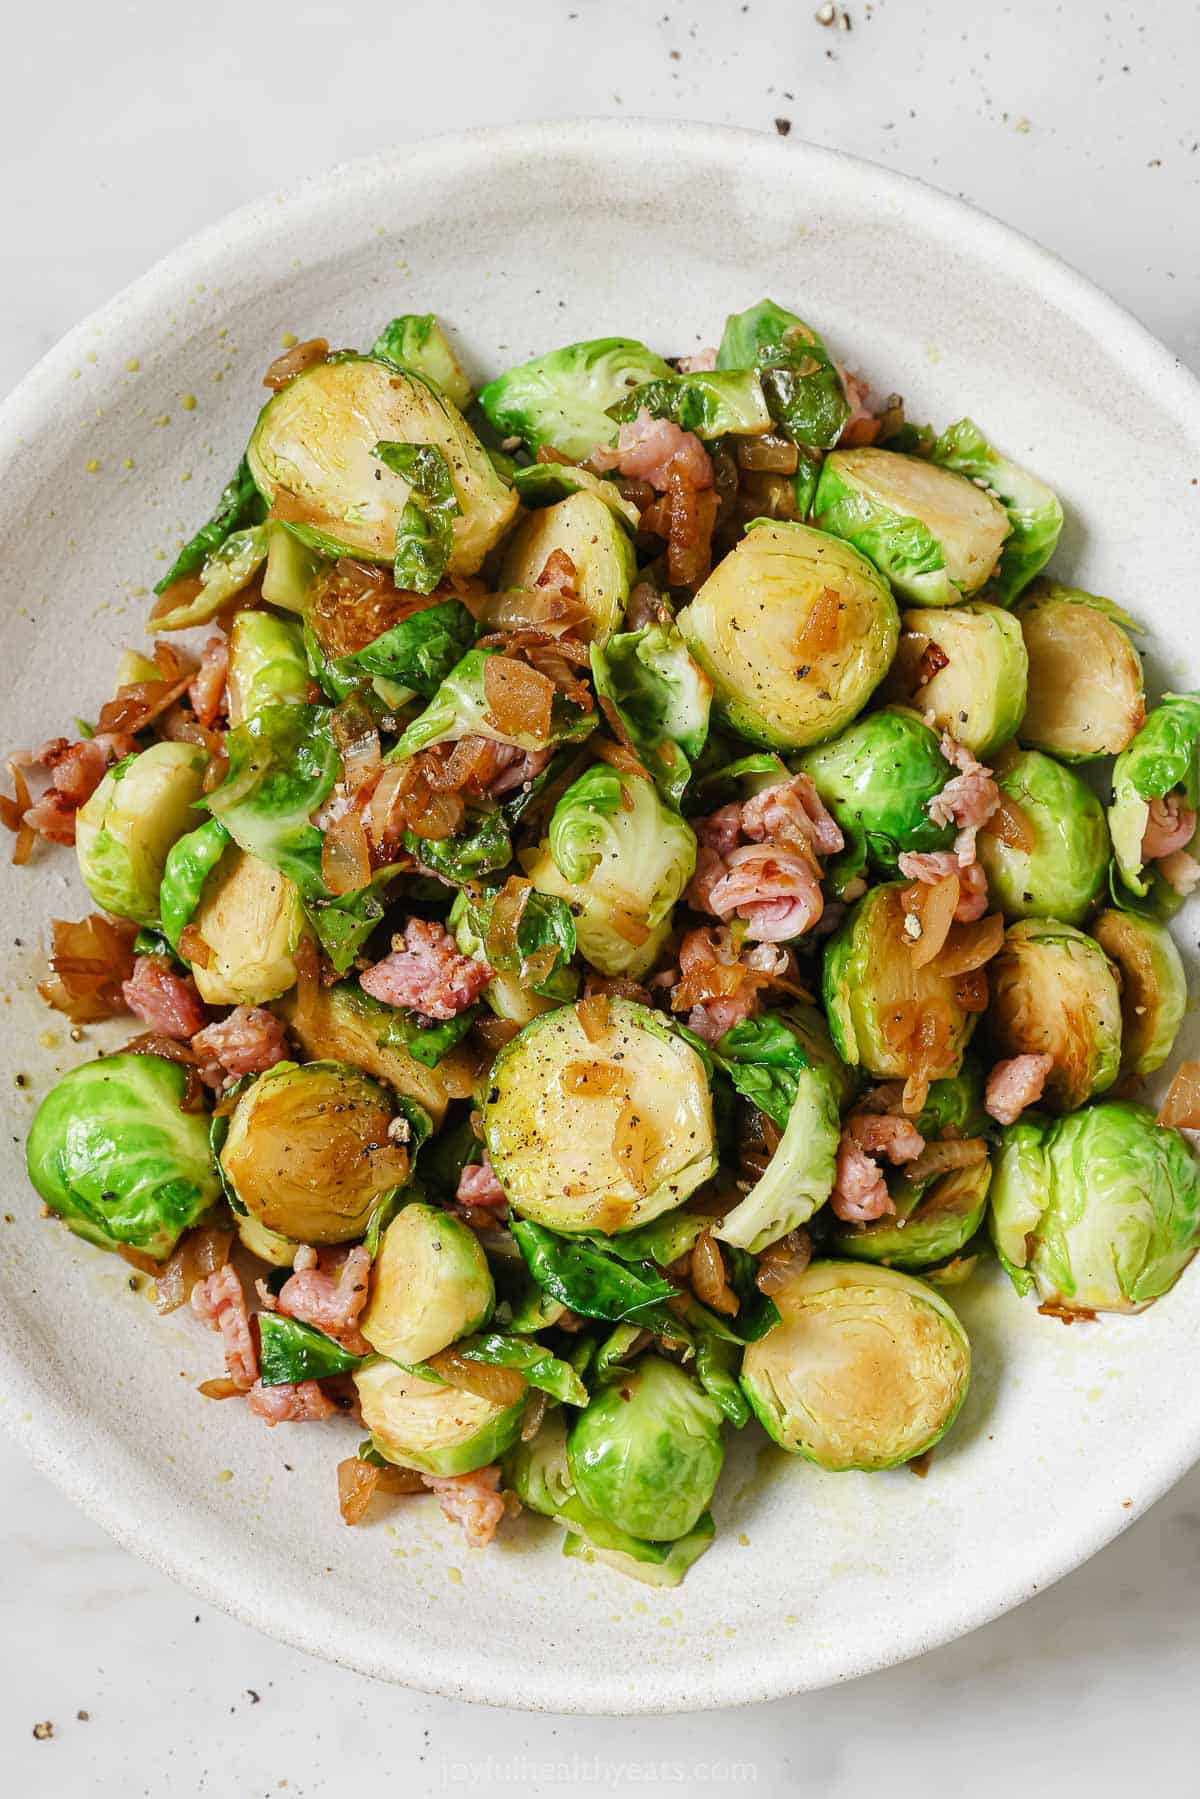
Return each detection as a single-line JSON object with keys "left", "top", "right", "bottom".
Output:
{"left": 567, "top": 1357, "right": 724, "bottom": 1542}
{"left": 75, "top": 742, "right": 209, "bottom": 927}
{"left": 483, "top": 999, "right": 717, "bottom": 1235}
{"left": 989, "top": 1104, "right": 1200, "bottom": 1313}
{"left": 984, "top": 919, "right": 1121, "bottom": 1112}
{"left": 740, "top": 1261, "right": 970, "bottom": 1471}
{"left": 828, "top": 1158, "right": 991, "bottom": 1270}
{"left": 219, "top": 1060, "right": 412, "bottom": 1244}
{"left": 1109, "top": 691, "right": 1200, "bottom": 898}
{"left": 976, "top": 749, "right": 1109, "bottom": 925}
{"left": 813, "top": 447, "right": 1010, "bottom": 605}
{"left": 27, "top": 1054, "right": 221, "bottom": 1260}
{"left": 522, "top": 766, "right": 696, "bottom": 980}
{"left": 279, "top": 978, "right": 472, "bottom": 1131}
{"left": 511, "top": 461, "right": 640, "bottom": 531}
{"left": 498, "top": 491, "right": 636, "bottom": 645}
{"left": 929, "top": 418, "right": 1064, "bottom": 604}
{"left": 176, "top": 842, "right": 306, "bottom": 1008}
{"left": 589, "top": 624, "right": 713, "bottom": 810}
{"left": 884, "top": 602, "right": 1028, "bottom": 759}
{"left": 355, "top": 1358, "right": 524, "bottom": 1477}
{"left": 360, "top": 1202, "right": 494, "bottom": 1365}
{"left": 676, "top": 521, "right": 898, "bottom": 750}
{"left": 246, "top": 355, "right": 516, "bottom": 573}
{"left": 1091, "top": 909, "right": 1186, "bottom": 1077}
{"left": 477, "top": 337, "right": 674, "bottom": 460}
{"left": 371, "top": 312, "right": 473, "bottom": 411}
{"left": 226, "top": 610, "right": 309, "bottom": 726}
{"left": 822, "top": 883, "right": 976, "bottom": 1085}
{"left": 390, "top": 646, "right": 595, "bottom": 762}
{"left": 1013, "top": 580, "right": 1144, "bottom": 762}
{"left": 797, "top": 707, "right": 957, "bottom": 879}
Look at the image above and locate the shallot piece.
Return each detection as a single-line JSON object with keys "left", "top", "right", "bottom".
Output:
{"left": 188, "top": 637, "right": 229, "bottom": 728}
{"left": 897, "top": 851, "right": 990, "bottom": 924}
{"left": 191, "top": 1264, "right": 258, "bottom": 1390}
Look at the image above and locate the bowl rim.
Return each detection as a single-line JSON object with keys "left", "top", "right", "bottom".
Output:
{"left": 2, "top": 116, "right": 1199, "bottom": 1714}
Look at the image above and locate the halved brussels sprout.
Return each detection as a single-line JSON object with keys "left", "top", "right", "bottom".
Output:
{"left": 219, "top": 1059, "right": 412, "bottom": 1244}
{"left": 676, "top": 521, "right": 898, "bottom": 750}
{"left": 567, "top": 1357, "right": 724, "bottom": 1541}
{"left": 498, "top": 491, "right": 635, "bottom": 644}
{"left": 822, "top": 882, "right": 976, "bottom": 1084}
{"left": 372, "top": 312, "right": 473, "bottom": 411}
{"left": 522, "top": 766, "right": 696, "bottom": 979}
{"left": 989, "top": 1103, "right": 1200, "bottom": 1313}
{"left": 246, "top": 355, "right": 516, "bottom": 572}
{"left": 483, "top": 999, "right": 717, "bottom": 1235}
{"left": 713, "top": 1066, "right": 840, "bottom": 1254}
{"left": 977, "top": 749, "right": 1109, "bottom": 924}
{"left": 477, "top": 337, "right": 674, "bottom": 460}
{"left": 185, "top": 846, "right": 306, "bottom": 1007}
{"left": 234, "top": 1209, "right": 300, "bottom": 1267}
{"left": 797, "top": 707, "right": 956, "bottom": 878}
{"left": 360, "top": 1201, "right": 494, "bottom": 1363}
{"left": 813, "top": 447, "right": 1010, "bottom": 604}
{"left": 279, "top": 979, "right": 472, "bottom": 1130}
{"left": 884, "top": 602, "right": 1027, "bottom": 758}
{"left": 261, "top": 522, "right": 322, "bottom": 613}
{"left": 1109, "top": 691, "right": 1200, "bottom": 899}
{"left": 929, "top": 418, "right": 1063, "bottom": 604}
{"left": 511, "top": 461, "right": 640, "bottom": 530}
{"left": 1091, "top": 909, "right": 1186, "bottom": 1076}
{"left": 985, "top": 919, "right": 1121, "bottom": 1111}
{"left": 1013, "top": 580, "right": 1144, "bottom": 761}
{"left": 717, "top": 297, "right": 849, "bottom": 449}
{"left": 226, "top": 609, "right": 309, "bottom": 726}
{"left": 740, "top": 1261, "right": 970, "bottom": 1470}
{"left": 75, "top": 742, "right": 209, "bottom": 927}
{"left": 27, "top": 1053, "right": 221, "bottom": 1260}
{"left": 354, "top": 1358, "right": 524, "bottom": 1477}
{"left": 828, "top": 1158, "right": 991, "bottom": 1270}
{"left": 206, "top": 701, "right": 337, "bottom": 901}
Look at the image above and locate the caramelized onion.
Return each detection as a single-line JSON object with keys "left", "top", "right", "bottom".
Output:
{"left": 612, "top": 1097, "right": 649, "bottom": 1195}
{"left": 321, "top": 807, "right": 372, "bottom": 896}
{"left": 590, "top": 734, "right": 651, "bottom": 781}
{"left": 735, "top": 433, "right": 799, "bottom": 474}
{"left": 797, "top": 586, "right": 843, "bottom": 662}
{"left": 263, "top": 337, "right": 329, "bottom": 390}
{"left": 197, "top": 1377, "right": 244, "bottom": 1401}
{"left": 933, "top": 912, "right": 1005, "bottom": 977}
{"left": 1157, "top": 1059, "right": 1200, "bottom": 1129}
{"left": 37, "top": 912, "right": 137, "bottom": 1021}
{"left": 561, "top": 1060, "right": 624, "bottom": 1097}
{"left": 483, "top": 655, "right": 554, "bottom": 742}
{"left": 754, "top": 1227, "right": 812, "bottom": 1296}
{"left": 984, "top": 794, "right": 1036, "bottom": 853}
{"left": 178, "top": 924, "right": 213, "bottom": 970}
{"left": 904, "top": 1137, "right": 988, "bottom": 1186}
{"left": 427, "top": 1348, "right": 527, "bottom": 1407}
{"left": 149, "top": 577, "right": 204, "bottom": 625}
{"left": 3, "top": 758, "right": 34, "bottom": 865}
{"left": 484, "top": 876, "right": 533, "bottom": 971}
{"left": 520, "top": 1387, "right": 550, "bottom": 1442}
{"left": 903, "top": 873, "right": 960, "bottom": 968}
{"left": 337, "top": 1457, "right": 380, "bottom": 1525}
{"left": 691, "top": 1230, "right": 739, "bottom": 1316}
{"left": 332, "top": 698, "right": 381, "bottom": 797}
{"left": 575, "top": 991, "right": 610, "bottom": 1043}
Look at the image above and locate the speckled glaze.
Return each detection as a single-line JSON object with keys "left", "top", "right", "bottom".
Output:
{"left": 1, "top": 121, "right": 1198, "bottom": 1715}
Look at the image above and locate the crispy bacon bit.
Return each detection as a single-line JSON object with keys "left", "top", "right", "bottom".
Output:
{"left": 276, "top": 1245, "right": 372, "bottom": 1353}
{"left": 1156, "top": 1059, "right": 1200, "bottom": 1129}
{"left": 1157, "top": 849, "right": 1200, "bottom": 896}
{"left": 832, "top": 1112, "right": 925, "bottom": 1223}
{"left": 37, "top": 912, "right": 137, "bottom": 1020}
{"left": 985, "top": 1054, "right": 1054, "bottom": 1126}
{"left": 898, "top": 850, "right": 990, "bottom": 924}
{"left": 423, "top": 1466, "right": 507, "bottom": 1549}
{"left": 592, "top": 408, "right": 714, "bottom": 493}
{"left": 191, "top": 1264, "right": 257, "bottom": 1389}
{"left": 670, "top": 925, "right": 788, "bottom": 1043}
{"left": 188, "top": 637, "right": 229, "bottom": 728}
{"left": 192, "top": 1005, "right": 289, "bottom": 1086}
{"left": 262, "top": 337, "right": 329, "bottom": 390}
{"left": 1142, "top": 792, "right": 1197, "bottom": 861}
{"left": 676, "top": 347, "right": 719, "bottom": 373}
{"left": 248, "top": 1379, "right": 338, "bottom": 1424}
{"left": 456, "top": 1153, "right": 507, "bottom": 1211}
{"left": 361, "top": 917, "right": 491, "bottom": 1020}
{"left": 929, "top": 734, "right": 1000, "bottom": 833}
{"left": 122, "top": 954, "right": 208, "bottom": 1040}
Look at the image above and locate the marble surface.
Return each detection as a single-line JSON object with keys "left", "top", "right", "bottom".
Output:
{"left": 3, "top": 0, "right": 1199, "bottom": 1791}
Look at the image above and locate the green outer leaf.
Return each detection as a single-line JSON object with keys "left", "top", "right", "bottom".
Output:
{"left": 589, "top": 625, "right": 712, "bottom": 810}
{"left": 452, "top": 884, "right": 577, "bottom": 998}
{"left": 380, "top": 1005, "right": 478, "bottom": 1068}
{"left": 724, "top": 1246, "right": 781, "bottom": 1342}
{"left": 152, "top": 526, "right": 270, "bottom": 631}
{"left": 306, "top": 868, "right": 402, "bottom": 975}
{"left": 372, "top": 441, "right": 462, "bottom": 594}
{"left": 695, "top": 1334, "right": 750, "bottom": 1428}
{"left": 606, "top": 371, "right": 772, "bottom": 439}
{"left": 716, "top": 298, "right": 848, "bottom": 449}
{"left": 371, "top": 313, "right": 472, "bottom": 411}
{"left": 512, "top": 1219, "right": 675, "bottom": 1322}
{"left": 153, "top": 457, "right": 265, "bottom": 594}
{"left": 258, "top": 1312, "right": 365, "bottom": 1386}
{"left": 591, "top": 1322, "right": 647, "bottom": 1383}
{"left": 207, "top": 702, "right": 337, "bottom": 901}
{"left": 332, "top": 600, "right": 477, "bottom": 700}
{"left": 512, "top": 462, "right": 640, "bottom": 530}
{"left": 390, "top": 645, "right": 596, "bottom": 761}
{"left": 714, "top": 1066, "right": 841, "bottom": 1254}
{"left": 477, "top": 337, "right": 675, "bottom": 459}
{"left": 159, "top": 818, "right": 231, "bottom": 952}
{"left": 457, "top": 1332, "right": 589, "bottom": 1407}
{"left": 711, "top": 1013, "right": 811, "bottom": 1132}
{"left": 588, "top": 1211, "right": 708, "bottom": 1268}
{"left": 931, "top": 417, "right": 1063, "bottom": 605}
{"left": 402, "top": 811, "right": 513, "bottom": 884}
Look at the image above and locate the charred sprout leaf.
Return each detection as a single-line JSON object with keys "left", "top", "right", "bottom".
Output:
{"left": 207, "top": 702, "right": 337, "bottom": 901}
{"left": 930, "top": 418, "right": 1063, "bottom": 605}
{"left": 456, "top": 1332, "right": 589, "bottom": 1406}
{"left": 716, "top": 299, "right": 849, "bottom": 449}
{"left": 512, "top": 1220, "right": 676, "bottom": 1322}
{"left": 372, "top": 441, "right": 462, "bottom": 595}
{"left": 380, "top": 1004, "right": 479, "bottom": 1068}
{"left": 606, "top": 371, "right": 772, "bottom": 439}
{"left": 589, "top": 625, "right": 712, "bottom": 809}
{"left": 371, "top": 313, "right": 472, "bottom": 410}
{"left": 258, "top": 1313, "right": 365, "bottom": 1386}
{"left": 153, "top": 457, "right": 266, "bottom": 595}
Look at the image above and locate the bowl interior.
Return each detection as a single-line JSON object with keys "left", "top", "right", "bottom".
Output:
{"left": 1, "top": 122, "right": 1198, "bottom": 1713}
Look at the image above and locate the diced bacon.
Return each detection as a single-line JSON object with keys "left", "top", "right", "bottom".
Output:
{"left": 361, "top": 918, "right": 492, "bottom": 1020}
{"left": 456, "top": 1153, "right": 507, "bottom": 1210}
{"left": 591, "top": 408, "right": 714, "bottom": 493}
{"left": 847, "top": 1112, "right": 925, "bottom": 1164}
{"left": 192, "top": 1006, "right": 289, "bottom": 1085}
{"left": 741, "top": 774, "right": 844, "bottom": 858}
{"left": 247, "top": 1379, "right": 338, "bottom": 1425}
{"left": 1158, "top": 849, "right": 1200, "bottom": 896}
{"left": 422, "top": 1465, "right": 506, "bottom": 1549}
{"left": 1142, "top": 792, "right": 1196, "bottom": 861}
{"left": 188, "top": 636, "right": 230, "bottom": 729}
{"left": 122, "top": 954, "right": 208, "bottom": 1039}
{"left": 898, "top": 850, "right": 990, "bottom": 923}
{"left": 831, "top": 1135, "right": 894, "bottom": 1222}
{"left": 671, "top": 925, "right": 787, "bottom": 1043}
{"left": 191, "top": 1264, "right": 258, "bottom": 1390}
{"left": 21, "top": 789, "right": 80, "bottom": 845}
{"left": 276, "top": 1244, "right": 372, "bottom": 1353}
{"left": 695, "top": 843, "right": 825, "bottom": 941}
{"left": 694, "top": 802, "right": 743, "bottom": 857}
{"left": 929, "top": 734, "right": 1000, "bottom": 833}
{"left": 485, "top": 744, "right": 552, "bottom": 798}
{"left": 985, "top": 1053, "right": 1054, "bottom": 1126}
{"left": 677, "top": 347, "right": 719, "bottom": 373}
{"left": 836, "top": 367, "right": 881, "bottom": 447}
{"left": 34, "top": 736, "right": 108, "bottom": 807}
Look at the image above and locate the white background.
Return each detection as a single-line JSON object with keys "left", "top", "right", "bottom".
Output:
{"left": 3, "top": 2, "right": 1200, "bottom": 1793}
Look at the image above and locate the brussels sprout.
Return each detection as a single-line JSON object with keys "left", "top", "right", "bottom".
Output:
{"left": 206, "top": 702, "right": 337, "bottom": 900}
{"left": 258, "top": 1312, "right": 364, "bottom": 1385}
{"left": 589, "top": 624, "right": 712, "bottom": 809}
{"left": 740, "top": 1261, "right": 970, "bottom": 1470}
{"left": 261, "top": 522, "right": 323, "bottom": 614}
{"left": 449, "top": 883, "right": 576, "bottom": 1025}
{"left": 185, "top": 846, "right": 306, "bottom": 1007}
{"left": 989, "top": 1103, "right": 1200, "bottom": 1313}
{"left": 477, "top": 337, "right": 674, "bottom": 460}
{"left": 226, "top": 610, "right": 309, "bottom": 726}
{"left": 929, "top": 418, "right": 1064, "bottom": 604}
{"left": 371, "top": 312, "right": 473, "bottom": 411}
{"left": 219, "top": 1059, "right": 412, "bottom": 1244}
{"left": 503, "top": 1410, "right": 575, "bottom": 1515}
{"left": 913, "top": 1057, "right": 989, "bottom": 1140}
{"left": 567, "top": 1357, "right": 724, "bottom": 1541}
{"left": 716, "top": 298, "right": 849, "bottom": 449}
{"left": 1013, "top": 581, "right": 1144, "bottom": 761}
{"left": 883, "top": 602, "right": 1028, "bottom": 758}
{"left": 360, "top": 1201, "right": 494, "bottom": 1363}
{"left": 607, "top": 371, "right": 772, "bottom": 439}
{"left": 246, "top": 355, "right": 516, "bottom": 573}
{"left": 985, "top": 919, "right": 1121, "bottom": 1111}
{"left": 484, "top": 1000, "right": 717, "bottom": 1235}
{"left": 27, "top": 1053, "right": 221, "bottom": 1259}
{"left": 153, "top": 456, "right": 265, "bottom": 596}
{"left": 676, "top": 521, "right": 898, "bottom": 750}
{"left": 234, "top": 1209, "right": 299, "bottom": 1267}
{"left": 511, "top": 461, "right": 640, "bottom": 530}
{"left": 498, "top": 492, "right": 636, "bottom": 645}
{"left": 1092, "top": 909, "right": 1186, "bottom": 1076}
{"left": 354, "top": 1358, "right": 524, "bottom": 1477}
{"left": 1109, "top": 691, "right": 1200, "bottom": 898}
{"left": 390, "top": 646, "right": 595, "bottom": 761}
{"left": 75, "top": 742, "right": 209, "bottom": 926}
{"left": 715, "top": 1065, "right": 840, "bottom": 1253}
{"left": 829, "top": 1158, "right": 991, "bottom": 1270}
{"left": 822, "top": 882, "right": 976, "bottom": 1084}
{"left": 523, "top": 765, "right": 696, "bottom": 979}
{"left": 813, "top": 447, "right": 1010, "bottom": 605}
{"left": 151, "top": 526, "right": 271, "bottom": 632}
{"left": 797, "top": 707, "right": 957, "bottom": 880}
{"left": 159, "top": 818, "right": 232, "bottom": 952}
{"left": 976, "top": 749, "right": 1109, "bottom": 924}
{"left": 279, "top": 979, "right": 470, "bottom": 1130}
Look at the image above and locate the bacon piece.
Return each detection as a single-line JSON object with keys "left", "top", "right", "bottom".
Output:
{"left": 929, "top": 733, "right": 1000, "bottom": 832}
{"left": 277, "top": 1244, "right": 372, "bottom": 1353}
{"left": 836, "top": 368, "right": 881, "bottom": 447}
{"left": 670, "top": 925, "right": 787, "bottom": 1043}
{"left": 985, "top": 1053, "right": 1054, "bottom": 1126}
{"left": 193, "top": 1005, "right": 289, "bottom": 1088}
{"left": 247, "top": 1379, "right": 338, "bottom": 1425}
{"left": 591, "top": 408, "right": 714, "bottom": 493}
{"left": 188, "top": 636, "right": 229, "bottom": 729}
{"left": 191, "top": 1264, "right": 257, "bottom": 1389}
{"left": 1142, "top": 792, "right": 1196, "bottom": 861}
{"left": 692, "top": 843, "right": 824, "bottom": 942}
{"left": 694, "top": 801, "right": 743, "bottom": 857}
{"left": 847, "top": 1112, "right": 925, "bottom": 1163}
{"left": 18, "top": 734, "right": 116, "bottom": 846}
{"left": 484, "top": 743, "right": 552, "bottom": 798}
{"left": 1158, "top": 849, "right": 1200, "bottom": 896}
{"left": 676, "top": 347, "right": 719, "bottom": 373}
{"left": 422, "top": 1465, "right": 506, "bottom": 1549}
{"left": 361, "top": 918, "right": 492, "bottom": 1020}
{"left": 898, "top": 850, "right": 990, "bottom": 923}
{"left": 122, "top": 954, "right": 208, "bottom": 1039}
{"left": 741, "top": 774, "right": 844, "bottom": 857}
{"left": 831, "top": 1111, "right": 926, "bottom": 1223}
{"left": 456, "top": 1153, "right": 507, "bottom": 1210}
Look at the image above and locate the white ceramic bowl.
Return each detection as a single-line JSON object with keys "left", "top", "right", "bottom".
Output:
{"left": 2, "top": 121, "right": 1198, "bottom": 1715}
